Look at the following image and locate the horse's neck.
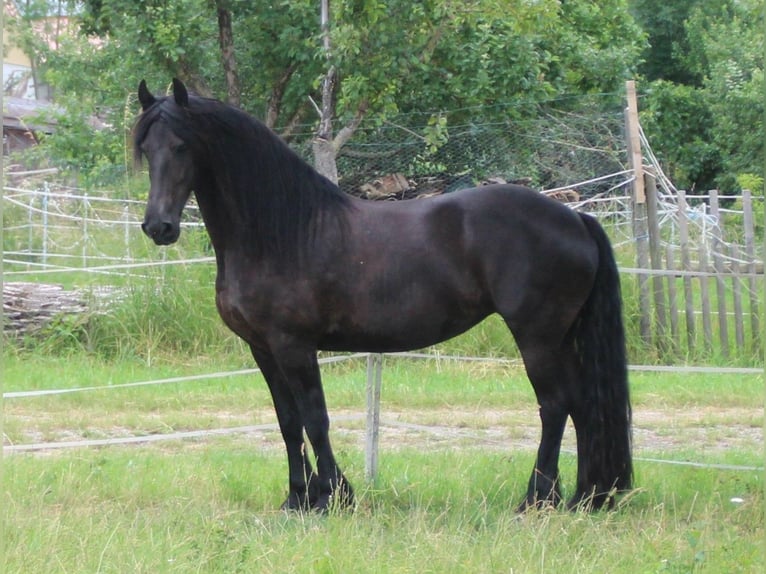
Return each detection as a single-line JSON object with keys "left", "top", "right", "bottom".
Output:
{"left": 192, "top": 177, "right": 233, "bottom": 255}
{"left": 193, "top": 159, "right": 350, "bottom": 267}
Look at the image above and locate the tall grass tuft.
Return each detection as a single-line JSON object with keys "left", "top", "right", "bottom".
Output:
{"left": 14, "top": 264, "right": 244, "bottom": 363}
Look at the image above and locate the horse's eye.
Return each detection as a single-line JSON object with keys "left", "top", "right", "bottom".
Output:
{"left": 174, "top": 143, "right": 188, "bottom": 154}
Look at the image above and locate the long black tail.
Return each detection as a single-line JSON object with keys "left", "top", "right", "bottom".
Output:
{"left": 573, "top": 213, "right": 632, "bottom": 507}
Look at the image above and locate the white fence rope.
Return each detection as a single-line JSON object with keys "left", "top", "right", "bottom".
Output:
{"left": 3, "top": 353, "right": 368, "bottom": 399}
{"left": 4, "top": 352, "right": 763, "bottom": 474}
{"left": 4, "top": 188, "right": 762, "bottom": 279}
{"left": 3, "top": 183, "right": 764, "bottom": 474}
{"left": 4, "top": 352, "right": 761, "bottom": 401}
{"left": 4, "top": 256, "right": 216, "bottom": 276}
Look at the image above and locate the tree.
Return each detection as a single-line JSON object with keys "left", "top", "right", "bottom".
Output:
{"left": 214, "top": 0, "right": 241, "bottom": 106}
{"left": 685, "top": 0, "right": 763, "bottom": 188}
{"left": 631, "top": 0, "right": 705, "bottom": 85}
{"left": 16, "top": 0, "right": 645, "bottom": 186}
{"left": 637, "top": 0, "right": 763, "bottom": 191}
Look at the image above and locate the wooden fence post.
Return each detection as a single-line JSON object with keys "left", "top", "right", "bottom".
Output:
{"left": 730, "top": 243, "right": 744, "bottom": 348}
{"left": 625, "top": 80, "right": 651, "bottom": 345}
{"left": 666, "top": 244, "right": 680, "bottom": 351}
{"left": 742, "top": 190, "right": 760, "bottom": 349}
{"left": 677, "top": 190, "right": 696, "bottom": 352}
{"left": 626, "top": 81, "right": 645, "bottom": 203}
{"left": 699, "top": 243, "right": 714, "bottom": 353}
{"left": 645, "top": 168, "right": 668, "bottom": 354}
{"left": 709, "top": 190, "right": 729, "bottom": 357}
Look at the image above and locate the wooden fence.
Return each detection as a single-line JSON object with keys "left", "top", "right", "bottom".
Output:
{"left": 624, "top": 80, "right": 762, "bottom": 360}
{"left": 630, "top": 174, "right": 762, "bottom": 359}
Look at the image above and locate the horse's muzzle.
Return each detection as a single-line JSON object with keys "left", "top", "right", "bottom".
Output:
{"left": 141, "top": 220, "right": 180, "bottom": 245}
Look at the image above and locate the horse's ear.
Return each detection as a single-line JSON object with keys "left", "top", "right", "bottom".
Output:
{"left": 172, "top": 78, "right": 189, "bottom": 107}
{"left": 138, "top": 80, "right": 156, "bottom": 111}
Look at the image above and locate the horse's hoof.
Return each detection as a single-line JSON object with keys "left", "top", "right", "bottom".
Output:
{"left": 516, "top": 489, "right": 563, "bottom": 514}
{"left": 311, "top": 484, "right": 356, "bottom": 514}
{"left": 566, "top": 490, "right": 615, "bottom": 512}
{"left": 280, "top": 492, "right": 313, "bottom": 512}
{"left": 515, "top": 493, "right": 562, "bottom": 513}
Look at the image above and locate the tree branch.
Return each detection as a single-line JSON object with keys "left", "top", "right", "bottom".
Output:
{"left": 279, "top": 105, "right": 308, "bottom": 141}
{"left": 333, "top": 98, "right": 369, "bottom": 152}
{"left": 265, "top": 64, "right": 297, "bottom": 128}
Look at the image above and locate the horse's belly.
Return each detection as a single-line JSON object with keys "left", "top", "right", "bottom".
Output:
{"left": 317, "top": 305, "right": 491, "bottom": 353}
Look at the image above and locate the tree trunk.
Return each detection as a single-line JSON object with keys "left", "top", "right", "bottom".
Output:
{"left": 311, "top": 0, "right": 368, "bottom": 183}
{"left": 312, "top": 137, "right": 339, "bottom": 184}
{"left": 313, "top": 0, "right": 338, "bottom": 182}
{"left": 215, "top": 1, "right": 241, "bottom": 107}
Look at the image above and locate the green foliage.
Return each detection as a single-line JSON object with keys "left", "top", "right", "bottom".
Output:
{"left": 30, "top": 95, "right": 129, "bottom": 186}
{"left": 685, "top": 1, "right": 765, "bottom": 191}
{"left": 13, "top": 0, "right": 646, "bottom": 185}
{"left": 548, "top": 0, "right": 645, "bottom": 94}
{"left": 631, "top": 0, "right": 729, "bottom": 85}
{"left": 636, "top": 0, "right": 763, "bottom": 192}
{"left": 640, "top": 81, "right": 721, "bottom": 192}
{"left": 736, "top": 173, "right": 764, "bottom": 193}
{"left": 86, "top": 269, "right": 240, "bottom": 362}
{"left": 11, "top": 0, "right": 757, "bottom": 195}
{"left": 10, "top": 265, "right": 241, "bottom": 363}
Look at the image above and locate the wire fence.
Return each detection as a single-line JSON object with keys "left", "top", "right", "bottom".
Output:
{"left": 4, "top": 351, "right": 762, "bottom": 475}
{"left": 3, "top": 101, "right": 764, "bottom": 475}
{"left": 3, "top": 183, "right": 206, "bottom": 278}
{"left": 299, "top": 101, "right": 631, "bottom": 200}
{"left": 8, "top": 177, "right": 753, "bottom": 278}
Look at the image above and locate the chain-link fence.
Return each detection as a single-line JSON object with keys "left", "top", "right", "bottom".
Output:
{"left": 291, "top": 97, "right": 629, "bottom": 201}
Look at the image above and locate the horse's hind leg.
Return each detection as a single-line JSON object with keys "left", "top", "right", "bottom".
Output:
{"left": 513, "top": 336, "right": 580, "bottom": 511}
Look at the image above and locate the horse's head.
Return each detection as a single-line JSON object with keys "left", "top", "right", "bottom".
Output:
{"left": 136, "top": 79, "right": 196, "bottom": 245}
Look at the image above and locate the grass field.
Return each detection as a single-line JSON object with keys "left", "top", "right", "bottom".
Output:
{"left": 3, "top": 355, "right": 763, "bottom": 573}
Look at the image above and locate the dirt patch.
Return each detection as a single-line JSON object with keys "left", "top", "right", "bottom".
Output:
{"left": 6, "top": 405, "right": 762, "bottom": 459}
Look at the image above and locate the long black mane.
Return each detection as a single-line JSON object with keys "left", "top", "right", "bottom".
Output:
{"left": 134, "top": 95, "right": 352, "bottom": 259}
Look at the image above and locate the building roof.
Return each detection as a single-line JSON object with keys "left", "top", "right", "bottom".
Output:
{"left": 3, "top": 96, "right": 59, "bottom": 132}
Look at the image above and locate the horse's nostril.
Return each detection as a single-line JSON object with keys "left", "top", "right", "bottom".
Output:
{"left": 141, "top": 219, "right": 177, "bottom": 244}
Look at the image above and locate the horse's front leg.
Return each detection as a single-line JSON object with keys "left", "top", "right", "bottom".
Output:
{"left": 272, "top": 344, "right": 354, "bottom": 512}
{"left": 250, "top": 346, "right": 319, "bottom": 511}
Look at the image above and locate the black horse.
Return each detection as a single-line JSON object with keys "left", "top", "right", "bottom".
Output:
{"left": 135, "top": 79, "right": 632, "bottom": 512}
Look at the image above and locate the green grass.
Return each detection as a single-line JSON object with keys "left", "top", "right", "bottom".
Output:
{"left": 3, "top": 356, "right": 763, "bottom": 573}
{"left": 4, "top": 443, "right": 762, "bottom": 573}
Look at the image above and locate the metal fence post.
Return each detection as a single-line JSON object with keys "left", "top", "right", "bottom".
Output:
{"left": 41, "top": 182, "right": 49, "bottom": 268}
{"left": 365, "top": 352, "right": 383, "bottom": 482}
{"left": 82, "top": 192, "right": 89, "bottom": 268}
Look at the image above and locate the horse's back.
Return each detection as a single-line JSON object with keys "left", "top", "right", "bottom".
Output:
{"left": 424, "top": 184, "right": 598, "bottom": 275}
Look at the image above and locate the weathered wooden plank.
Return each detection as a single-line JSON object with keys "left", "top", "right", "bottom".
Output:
{"left": 677, "top": 190, "right": 696, "bottom": 352}
{"left": 698, "top": 244, "right": 713, "bottom": 353}
{"left": 742, "top": 190, "right": 760, "bottom": 349}
{"left": 645, "top": 170, "right": 668, "bottom": 353}
{"left": 626, "top": 99, "right": 651, "bottom": 344}
{"left": 666, "top": 244, "right": 680, "bottom": 353}
{"left": 730, "top": 244, "right": 745, "bottom": 348}
{"left": 709, "top": 190, "right": 729, "bottom": 357}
